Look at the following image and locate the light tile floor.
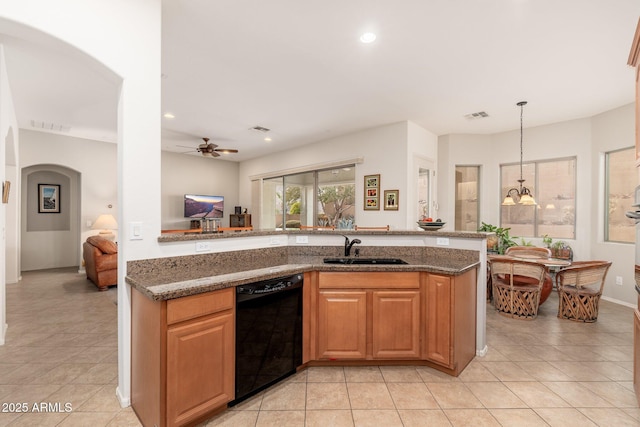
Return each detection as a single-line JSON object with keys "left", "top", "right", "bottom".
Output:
{"left": 1, "top": 267, "right": 639, "bottom": 426}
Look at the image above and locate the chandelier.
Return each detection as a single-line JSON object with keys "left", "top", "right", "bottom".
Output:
{"left": 502, "top": 101, "right": 536, "bottom": 206}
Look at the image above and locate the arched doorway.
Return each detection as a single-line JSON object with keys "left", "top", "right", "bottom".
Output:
{"left": 20, "top": 165, "right": 80, "bottom": 270}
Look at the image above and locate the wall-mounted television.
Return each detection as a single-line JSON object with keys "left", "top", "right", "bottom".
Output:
{"left": 184, "top": 194, "right": 224, "bottom": 218}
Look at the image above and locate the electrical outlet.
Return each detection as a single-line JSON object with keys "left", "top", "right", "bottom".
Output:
{"left": 616, "top": 276, "right": 623, "bottom": 286}
{"left": 195, "top": 241, "right": 211, "bottom": 252}
{"left": 436, "top": 237, "right": 449, "bottom": 246}
{"left": 296, "top": 235, "right": 309, "bottom": 244}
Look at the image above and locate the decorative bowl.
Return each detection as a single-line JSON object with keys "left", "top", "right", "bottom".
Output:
{"left": 417, "top": 221, "right": 445, "bottom": 231}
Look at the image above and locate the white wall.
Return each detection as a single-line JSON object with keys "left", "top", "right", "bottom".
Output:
{"left": 161, "top": 151, "right": 240, "bottom": 230}
{"left": 0, "top": 0, "right": 162, "bottom": 407}
{"left": 0, "top": 44, "right": 19, "bottom": 344}
{"left": 238, "top": 121, "right": 437, "bottom": 230}
{"left": 439, "top": 104, "right": 636, "bottom": 305}
{"left": 591, "top": 103, "right": 636, "bottom": 304}
{"left": 20, "top": 130, "right": 117, "bottom": 269}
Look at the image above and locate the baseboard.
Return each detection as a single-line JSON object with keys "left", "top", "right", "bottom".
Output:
{"left": 0, "top": 323, "right": 7, "bottom": 346}
{"left": 601, "top": 295, "right": 636, "bottom": 309}
{"left": 116, "top": 386, "right": 130, "bottom": 408}
{"left": 476, "top": 345, "right": 488, "bottom": 357}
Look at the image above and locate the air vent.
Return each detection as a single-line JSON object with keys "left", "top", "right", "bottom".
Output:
{"left": 250, "top": 125, "right": 270, "bottom": 133}
{"left": 464, "top": 111, "right": 489, "bottom": 120}
{"left": 30, "top": 120, "right": 71, "bottom": 133}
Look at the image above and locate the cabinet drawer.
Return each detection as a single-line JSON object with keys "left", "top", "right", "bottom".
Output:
{"left": 167, "top": 288, "right": 234, "bottom": 325}
{"left": 318, "top": 272, "right": 419, "bottom": 289}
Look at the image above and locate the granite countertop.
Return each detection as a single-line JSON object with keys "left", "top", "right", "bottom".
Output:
{"left": 126, "top": 246, "right": 480, "bottom": 301}
{"left": 158, "top": 228, "right": 490, "bottom": 242}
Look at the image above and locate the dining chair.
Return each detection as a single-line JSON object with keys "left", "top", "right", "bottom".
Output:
{"left": 218, "top": 226, "right": 253, "bottom": 232}
{"left": 504, "top": 246, "right": 553, "bottom": 305}
{"left": 299, "top": 225, "right": 335, "bottom": 230}
{"left": 504, "top": 246, "right": 551, "bottom": 259}
{"left": 555, "top": 260, "right": 612, "bottom": 322}
{"left": 490, "top": 257, "right": 548, "bottom": 319}
{"left": 354, "top": 225, "right": 390, "bottom": 231}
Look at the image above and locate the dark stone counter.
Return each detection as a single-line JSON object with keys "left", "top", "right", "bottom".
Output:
{"left": 126, "top": 245, "right": 480, "bottom": 301}
{"left": 157, "top": 228, "right": 489, "bottom": 242}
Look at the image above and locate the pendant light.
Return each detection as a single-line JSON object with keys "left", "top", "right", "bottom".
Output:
{"left": 502, "top": 101, "right": 537, "bottom": 206}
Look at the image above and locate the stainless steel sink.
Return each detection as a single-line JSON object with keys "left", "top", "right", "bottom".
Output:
{"left": 323, "top": 257, "right": 408, "bottom": 265}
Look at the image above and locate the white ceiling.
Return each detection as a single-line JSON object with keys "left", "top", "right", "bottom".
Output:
{"left": 2, "top": 0, "right": 640, "bottom": 162}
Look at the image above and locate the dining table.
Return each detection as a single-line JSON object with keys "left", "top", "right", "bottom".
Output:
{"left": 486, "top": 253, "right": 572, "bottom": 302}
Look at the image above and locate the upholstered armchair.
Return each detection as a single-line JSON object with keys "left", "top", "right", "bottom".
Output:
{"left": 83, "top": 235, "right": 117, "bottom": 291}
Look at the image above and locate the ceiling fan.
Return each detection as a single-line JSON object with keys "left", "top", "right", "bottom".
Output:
{"left": 182, "top": 138, "right": 239, "bottom": 158}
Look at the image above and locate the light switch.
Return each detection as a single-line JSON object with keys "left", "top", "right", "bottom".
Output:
{"left": 130, "top": 222, "right": 143, "bottom": 240}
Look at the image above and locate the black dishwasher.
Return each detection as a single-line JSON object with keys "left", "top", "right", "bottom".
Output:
{"left": 231, "top": 273, "right": 303, "bottom": 405}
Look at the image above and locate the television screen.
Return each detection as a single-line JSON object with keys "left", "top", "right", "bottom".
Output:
{"left": 184, "top": 194, "right": 224, "bottom": 218}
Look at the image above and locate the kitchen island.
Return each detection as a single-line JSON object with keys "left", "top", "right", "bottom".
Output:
{"left": 127, "top": 229, "right": 488, "bottom": 427}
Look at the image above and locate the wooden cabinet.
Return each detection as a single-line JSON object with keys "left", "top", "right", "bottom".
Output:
{"left": 372, "top": 290, "right": 420, "bottom": 359}
{"left": 317, "top": 290, "right": 367, "bottom": 359}
{"left": 312, "top": 269, "right": 476, "bottom": 375}
{"left": 316, "top": 272, "right": 421, "bottom": 360}
{"left": 166, "top": 311, "right": 233, "bottom": 426}
{"left": 230, "top": 214, "right": 251, "bottom": 227}
{"left": 425, "top": 274, "right": 452, "bottom": 366}
{"left": 132, "top": 288, "right": 234, "bottom": 427}
{"left": 424, "top": 270, "right": 477, "bottom": 374}
{"left": 634, "top": 306, "right": 640, "bottom": 401}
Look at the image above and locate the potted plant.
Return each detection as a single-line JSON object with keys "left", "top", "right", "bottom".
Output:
{"left": 478, "top": 222, "right": 517, "bottom": 254}
{"left": 551, "top": 240, "right": 573, "bottom": 260}
{"left": 542, "top": 234, "right": 553, "bottom": 249}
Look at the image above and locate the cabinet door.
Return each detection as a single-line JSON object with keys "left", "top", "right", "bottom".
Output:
{"left": 166, "top": 311, "right": 234, "bottom": 427}
{"left": 372, "top": 290, "right": 421, "bottom": 359}
{"left": 317, "top": 290, "right": 367, "bottom": 359}
{"left": 425, "top": 274, "right": 452, "bottom": 367}
{"left": 634, "top": 309, "right": 640, "bottom": 405}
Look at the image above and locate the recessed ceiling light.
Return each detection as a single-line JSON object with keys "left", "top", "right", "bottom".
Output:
{"left": 264, "top": 137, "right": 272, "bottom": 142}
{"left": 360, "top": 32, "right": 376, "bottom": 43}
{"left": 163, "top": 112, "right": 175, "bottom": 119}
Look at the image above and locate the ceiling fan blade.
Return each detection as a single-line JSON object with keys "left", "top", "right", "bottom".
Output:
{"left": 214, "top": 148, "right": 239, "bottom": 154}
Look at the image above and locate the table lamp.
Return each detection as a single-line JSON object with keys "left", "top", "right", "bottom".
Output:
{"left": 92, "top": 214, "right": 118, "bottom": 241}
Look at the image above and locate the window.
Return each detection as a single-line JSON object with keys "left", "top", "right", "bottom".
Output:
{"left": 454, "top": 166, "right": 480, "bottom": 231}
{"left": 501, "top": 157, "right": 576, "bottom": 239}
{"left": 262, "top": 165, "right": 355, "bottom": 229}
{"left": 605, "top": 147, "right": 635, "bottom": 243}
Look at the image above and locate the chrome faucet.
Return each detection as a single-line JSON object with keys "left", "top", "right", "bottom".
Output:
{"left": 343, "top": 235, "right": 362, "bottom": 257}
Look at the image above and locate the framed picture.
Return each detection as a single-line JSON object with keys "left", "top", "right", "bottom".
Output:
{"left": 2, "top": 181, "right": 9, "bottom": 204}
{"left": 38, "top": 184, "right": 60, "bottom": 213}
{"left": 384, "top": 190, "right": 399, "bottom": 210}
{"left": 364, "top": 174, "right": 380, "bottom": 210}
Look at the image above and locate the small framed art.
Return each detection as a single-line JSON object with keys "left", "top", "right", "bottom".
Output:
{"left": 384, "top": 190, "right": 399, "bottom": 210}
{"left": 364, "top": 174, "right": 380, "bottom": 210}
{"left": 38, "top": 184, "right": 60, "bottom": 213}
{"left": 2, "top": 181, "right": 9, "bottom": 204}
